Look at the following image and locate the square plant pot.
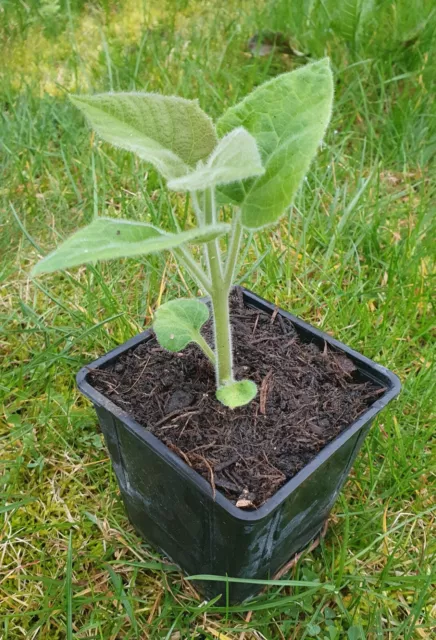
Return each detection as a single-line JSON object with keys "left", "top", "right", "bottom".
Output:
{"left": 77, "top": 287, "right": 401, "bottom": 603}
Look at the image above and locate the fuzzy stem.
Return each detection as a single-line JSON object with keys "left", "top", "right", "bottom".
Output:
{"left": 174, "top": 246, "right": 212, "bottom": 294}
{"left": 223, "top": 211, "right": 243, "bottom": 288}
{"left": 203, "top": 190, "right": 223, "bottom": 279}
{"left": 203, "top": 188, "right": 234, "bottom": 386}
{"left": 195, "top": 333, "right": 216, "bottom": 364}
{"left": 191, "top": 192, "right": 204, "bottom": 227}
{"left": 210, "top": 286, "right": 233, "bottom": 385}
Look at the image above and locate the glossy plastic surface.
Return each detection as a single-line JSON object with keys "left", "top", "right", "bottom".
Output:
{"left": 77, "top": 288, "right": 401, "bottom": 603}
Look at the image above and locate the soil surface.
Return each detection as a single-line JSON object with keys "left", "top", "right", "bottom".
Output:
{"left": 90, "top": 288, "right": 382, "bottom": 508}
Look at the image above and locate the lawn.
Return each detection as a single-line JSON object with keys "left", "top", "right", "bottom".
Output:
{"left": 1, "top": 0, "right": 435, "bottom": 638}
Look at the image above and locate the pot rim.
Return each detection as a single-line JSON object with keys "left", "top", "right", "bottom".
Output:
{"left": 77, "top": 287, "right": 401, "bottom": 522}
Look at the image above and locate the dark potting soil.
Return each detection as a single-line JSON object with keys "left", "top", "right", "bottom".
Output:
{"left": 90, "top": 288, "right": 382, "bottom": 508}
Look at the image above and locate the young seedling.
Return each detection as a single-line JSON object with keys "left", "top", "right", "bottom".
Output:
{"left": 32, "top": 59, "right": 333, "bottom": 408}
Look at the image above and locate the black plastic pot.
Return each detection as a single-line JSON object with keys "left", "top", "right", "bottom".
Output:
{"left": 77, "top": 287, "right": 400, "bottom": 603}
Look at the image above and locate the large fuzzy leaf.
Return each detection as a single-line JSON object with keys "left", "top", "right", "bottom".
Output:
{"left": 32, "top": 218, "right": 230, "bottom": 275}
{"left": 167, "top": 127, "right": 264, "bottom": 192}
{"left": 217, "top": 59, "right": 333, "bottom": 229}
{"left": 70, "top": 93, "right": 217, "bottom": 180}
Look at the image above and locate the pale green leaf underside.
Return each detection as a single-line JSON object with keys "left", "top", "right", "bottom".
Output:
{"left": 216, "top": 379, "right": 258, "bottom": 408}
{"left": 32, "top": 218, "right": 230, "bottom": 275}
{"left": 153, "top": 299, "right": 210, "bottom": 352}
{"left": 167, "top": 127, "right": 264, "bottom": 192}
{"left": 70, "top": 93, "right": 218, "bottom": 180}
{"left": 217, "top": 59, "right": 334, "bottom": 229}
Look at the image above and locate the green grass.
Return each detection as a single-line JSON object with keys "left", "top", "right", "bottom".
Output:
{"left": 1, "top": 0, "right": 435, "bottom": 638}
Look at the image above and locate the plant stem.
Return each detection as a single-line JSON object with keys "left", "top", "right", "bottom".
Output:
{"left": 203, "top": 188, "right": 234, "bottom": 386}
{"left": 224, "top": 211, "right": 243, "bottom": 288}
{"left": 174, "top": 246, "right": 212, "bottom": 294}
{"left": 203, "top": 189, "right": 223, "bottom": 279}
{"left": 191, "top": 192, "right": 204, "bottom": 227}
{"left": 210, "top": 284, "right": 234, "bottom": 385}
{"left": 195, "top": 334, "right": 216, "bottom": 364}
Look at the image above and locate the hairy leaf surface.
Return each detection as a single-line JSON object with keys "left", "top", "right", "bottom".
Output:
{"left": 32, "top": 218, "right": 229, "bottom": 275}
{"left": 71, "top": 93, "right": 217, "bottom": 179}
{"left": 217, "top": 59, "right": 333, "bottom": 229}
{"left": 168, "top": 127, "right": 264, "bottom": 192}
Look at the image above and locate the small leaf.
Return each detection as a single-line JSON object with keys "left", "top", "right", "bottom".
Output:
{"left": 153, "top": 299, "right": 210, "bottom": 352}
{"left": 167, "top": 127, "right": 264, "bottom": 192}
{"left": 70, "top": 93, "right": 217, "bottom": 180}
{"left": 216, "top": 379, "right": 257, "bottom": 408}
{"left": 306, "top": 623, "right": 321, "bottom": 637}
{"left": 347, "top": 625, "right": 365, "bottom": 640}
{"left": 32, "top": 218, "right": 230, "bottom": 275}
{"left": 217, "top": 58, "right": 333, "bottom": 229}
